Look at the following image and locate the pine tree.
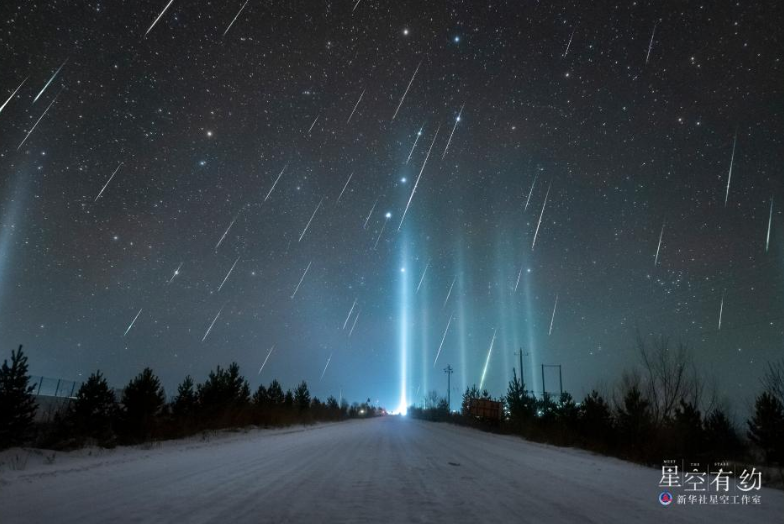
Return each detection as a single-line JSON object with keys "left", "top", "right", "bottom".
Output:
{"left": 68, "top": 371, "right": 118, "bottom": 444}
{"left": 198, "top": 362, "right": 251, "bottom": 410}
{"left": 253, "top": 384, "right": 268, "bottom": 406}
{"left": 461, "top": 385, "right": 484, "bottom": 414}
{"left": 704, "top": 408, "right": 743, "bottom": 460}
{"left": 616, "top": 385, "right": 652, "bottom": 460}
{"left": 294, "top": 381, "right": 310, "bottom": 410}
{"left": 0, "top": 345, "right": 38, "bottom": 448}
{"left": 578, "top": 390, "right": 614, "bottom": 448}
{"left": 284, "top": 390, "right": 294, "bottom": 408}
{"left": 555, "top": 392, "right": 579, "bottom": 438}
{"left": 505, "top": 369, "right": 535, "bottom": 428}
{"left": 267, "top": 380, "right": 285, "bottom": 405}
{"left": 172, "top": 375, "right": 197, "bottom": 419}
{"left": 120, "top": 368, "right": 165, "bottom": 441}
{"left": 326, "top": 395, "right": 340, "bottom": 419}
{"left": 747, "top": 391, "right": 784, "bottom": 465}
{"left": 672, "top": 400, "right": 705, "bottom": 459}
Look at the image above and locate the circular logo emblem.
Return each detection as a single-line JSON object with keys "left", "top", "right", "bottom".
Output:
{"left": 659, "top": 491, "right": 673, "bottom": 506}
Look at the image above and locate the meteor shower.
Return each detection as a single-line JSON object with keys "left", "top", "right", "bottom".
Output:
{"left": 0, "top": 2, "right": 782, "bottom": 523}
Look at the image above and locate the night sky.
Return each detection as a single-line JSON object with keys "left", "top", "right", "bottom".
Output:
{"left": 1, "top": 1, "right": 782, "bottom": 412}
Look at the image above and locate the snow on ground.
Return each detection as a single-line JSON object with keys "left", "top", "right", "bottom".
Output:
{"left": 0, "top": 417, "right": 781, "bottom": 523}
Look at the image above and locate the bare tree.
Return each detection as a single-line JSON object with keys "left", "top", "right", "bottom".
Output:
{"left": 424, "top": 390, "right": 439, "bottom": 410}
{"left": 637, "top": 333, "right": 693, "bottom": 423}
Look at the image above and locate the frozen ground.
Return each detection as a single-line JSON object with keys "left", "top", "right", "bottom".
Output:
{"left": 0, "top": 416, "right": 781, "bottom": 523}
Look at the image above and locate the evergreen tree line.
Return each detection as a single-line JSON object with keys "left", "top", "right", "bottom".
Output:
{"left": 0, "top": 345, "right": 378, "bottom": 450}
{"left": 410, "top": 336, "right": 784, "bottom": 469}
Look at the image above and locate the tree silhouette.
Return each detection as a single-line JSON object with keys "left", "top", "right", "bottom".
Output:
{"left": 68, "top": 371, "right": 118, "bottom": 444}
{"left": 747, "top": 391, "right": 784, "bottom": 465}
{"left": 0, "top": 345, "right": 38, "bottom": 448}
{"left": 616, "top": 385, "right": 652, "bottom": 460}
{"left": 172, "top": 375, "right": 197, "bottom": 420}
{"left": 671, "top": 400, "right": 704, "bottom": 459}
{"left": 505, "top": 369, "right": 535, "bottom": 429}
{"left": 267, "top": 379, "right": 285, "bottom": 405}
{"left": 704, "top": 408, "right": 742, "bottom": 460}
{"left": 198, "top": 363, "right": 250, "bottom": 410}
{"left": 252, "top": 384, "right": 268, "bottom": 406}
{"left": 294, "top": 381, "right": 310, "bottom": 411}
{"left": 578, "top": 390, "right": 614, "bottom": 449}
{"left": 120, "top": 367, "right": 165, "bottom": 441}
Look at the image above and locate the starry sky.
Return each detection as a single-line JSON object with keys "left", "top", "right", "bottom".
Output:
{"left": 0, "top": 1, "right": 782, "bottom": 412}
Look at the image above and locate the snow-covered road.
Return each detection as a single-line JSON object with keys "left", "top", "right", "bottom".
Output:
{"left": 1, "top": 417, "right": 781, "bottom": 523}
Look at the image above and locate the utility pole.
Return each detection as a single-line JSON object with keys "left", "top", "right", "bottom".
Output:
{"left": 444, "top": 365, "right": 454, "bottom": 411}
{"left": 514, "top": 348, "right": 529, "bottom": 391}
{"left": 541, "top": 364, "right": 563, "bottom": 398}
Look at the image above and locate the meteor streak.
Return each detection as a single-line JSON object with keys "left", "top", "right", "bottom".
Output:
{"left": 34, "top": 59, "right": 68, "bottom": 103}
{"left": 725, "top": 131, "right": 737, "bottom": 206}
{"left": 291, "top": 261, "right": 312, "bottom": 298}
{"left": 645, "top": 23, "right": 657, "bottom": 64}
{"left": 258, "top": 345, "right": 274, "bottom": 375}
{"left": 346, "top": 89, "right": 365, "bottom": 123}
{"left": 217, "top": 256, "right": 240, "bottom": 292}
{"left": 398, "top": 125, "right": 440, "bottom": 230}
{"left": 343, "top": 298, "right": 357, "bottom": 330}
{"left": 549, "top": 294, "right": 558, "bottom": 336}
{"left": 320, "top": 352, "right": 333, "bottom": 381}
{"left": 348, "top": 310, "right": 360, "bottom": 337}
{"left": 167, "top": 262, "right": 183, "bottom": 284}
{"left": 223, "top": 0, "right": 249, "bottom": 37}
{"left": 442, "top": 275, "right": 456, "bottom": 309}
{"left": 18, "top": 87, "right": 62, "bottom": 150}
{"left": 336, "top": 172, "right": 354, "bottom": 203}
{"left": 299, "top": 197, "right": 323, "bottom": 242}
{"left": 524, "top": 173, "right": 538, "bottom": 211}
{"left": 442, "top": 103, "right": 464, "bottom": 159}
{"left": 531, "top": 183, "right": 551, "bottom": 250}
{"left": 94, "top": 163, "right": 123, "bottom": 202}
{"left": 264, "top": 164, "right": 287, "bottom": 202}
{"left": 415, "top": 260, "right": 429, "bottom": 294}
{"left": 433, "top": 315, "right": 453, "bottom": 367}
{"left": 514, "top": 264, "right": 523, "bottom": 293}
{"left": 123, "top": 308, "right": 143, "bottom": 337}
{"left": 392, "top": 61, "right": 421, "bottom": 120}
{"left": 145, "top": 0, "right": 176, "bottom": 36}
{"left": 766, "top": 198, "right": 773, "bottom": 253}
{"left": 564, "top": 29, "right": 575, "bottom": 57}
{"left": 0, "top": 77, "right": 27, "bottom": 115}
{"left": 406, "top": 124, "right": 424, "bottom": 164}
{"left": 718, "top": 291, "right": 725, "bottom": 330}
{"left": 479, "top": 328, "right": 497, "bottom": 390}
{"left": 202, "top": 304, "right": 226, "bottom": 342}
{"left": 654, "top": 221, "right": 665, "bottom": 266}
{"left": 374, "top": 213, "right": 390, "bottom": 249}
{"left": 215, "top": 213, "right": 239, "bottom": 251}
{"left": 363, "top": 198, "right": 378, "bottom": 229}
{"left": 307, "top": 115, "right": 319, "bottom": 133}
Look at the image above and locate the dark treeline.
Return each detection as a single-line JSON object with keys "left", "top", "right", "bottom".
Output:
{"left": 0, "top": 345, "right": 378, "bottom": 450}
{"left": 410, "top": 335, "right": 784, "bottom": 473}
